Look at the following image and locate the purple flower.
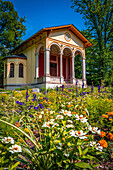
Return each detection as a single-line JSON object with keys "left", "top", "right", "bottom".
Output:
{"left": 98, "top": 85, "right": 101, "bottom": 92}
{"left": 34, "top": 106, "right": 39, "bottom": 110}
{"left": 91, "top": 85, "right": 93, "bottom": 92}
{"left": 16, "top": 101, "right": 20, "bottom": 104}
{"left": 26, "top": 90, "right": 29, "bottom": 102}
{"left": 19, "top": 102, "right": 25, "bottom": 105}
{"left": 33, "top": 94, "right": 36, "bottom": 100}
{"left": 56, "top": 86, "right": 58, "bottom": 92}
{"left": 2, "top": 98, "right": 5, "bottom": 102}
{"left": 82, "top": 83, "right": 84, "bottom": 89}
{"left": 62, "top": 85, "right": 64, "bottom": 91}
{"left": 39, "top": 103, "right": 44, "bottom": 109}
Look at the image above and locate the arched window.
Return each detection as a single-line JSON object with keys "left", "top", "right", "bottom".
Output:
{"left": 19, "top": 63, "right": 23, "bottom": 77}
{"left": 10, "top": 63, "right": 14, "bottom": 77}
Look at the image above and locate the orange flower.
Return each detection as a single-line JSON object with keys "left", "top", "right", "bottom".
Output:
{"left": 108, "top": 112, "right": 113, "bottom": 116}
{"left": 48, "top": 101, "right": 52, "bottom": 104}
{"left": 67, "top": 105, "right": 71, "bottom": 108}
{"left": 19, "top": 139, "right": 23, "bottom": 143}
{"left": 109, "top": 118, "right": 113, "bottom": 121}
{"left": 84, "top": 139, "right": 89, "bottom": 141}
{"left": 40, "top": 97, "right": 43, "bottom": 99}
{"left": 83, "top": 111, "right": 86, "bottom": 114}
{"left": 107, "top": 133, "right": 113, "bottom": 141}
{"left": 102, "top": 114, "right": 108, "bottom": 118}
{"left": 24, "top": 128, "right": 29, "bottom": 133}
{"left": 14, "top": 122, "right": 21, "bottom": 127}
{"left": 99, "top": 139, "right": 108, "bottom": 148}
{"left": 100, "top": 131, "right": 106, "bottom": 137}
{"left": 110, "top": 135, "right": 113, "bottom": 140}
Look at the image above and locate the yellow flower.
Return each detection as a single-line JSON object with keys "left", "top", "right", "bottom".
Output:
{"left": 67, "top": 142, "right": 71, "bottom": 147}
{"left": 24, "top": 128, "right": 29, "bottom": 133}
{"left": 111, "top": 153, "right": 113, "bottom": 158}
{"left": 62, "top": 138, "right": 65, "bottom": 142}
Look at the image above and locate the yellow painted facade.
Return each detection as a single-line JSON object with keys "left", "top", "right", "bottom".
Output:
{"left": 4, "top": 24, "right": 92, "bottom": 89}
{"left": 21, "top": 45, "right": 35, "bottom": 84}
{"left": 4, "top": 58, "right": 27, "bottom": 87}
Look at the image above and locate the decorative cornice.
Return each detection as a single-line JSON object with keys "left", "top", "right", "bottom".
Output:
{"left": 48, "top": 37, "right": 83, "bottom": 50}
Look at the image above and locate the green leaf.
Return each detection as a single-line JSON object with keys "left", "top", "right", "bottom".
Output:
{"left": 10, "top": 161, "right": 20, "bottom": 170}
{"left": 92, "top": 164, "right": 100, "bottom": 168}
{"left": 83, "top": 147, "right": 88, "bottom": 155}
{"left": 75, "top": 162, "right": 93, "bottom": 169}
{"left": 78, "top": 146, "right": 82, "bottom": 156}
{"left": 54, "top": 149, "right": 65, "bottom": 159}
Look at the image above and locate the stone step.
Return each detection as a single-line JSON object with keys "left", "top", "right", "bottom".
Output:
{"left": 60, "top": 84, "right": 76, "bottom": 89}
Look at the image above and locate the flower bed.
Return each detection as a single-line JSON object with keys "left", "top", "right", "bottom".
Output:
{"left": 0, "top": 86, "right": 113, "bottom": 169}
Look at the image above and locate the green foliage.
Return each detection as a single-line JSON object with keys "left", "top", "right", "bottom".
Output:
{"left": 74, "top": 54, "right": 82, "bottom": 79}
{"left": 0, "top": 0, "right": 26, "bottom": 72}
{"left": 71, "top": 0, "right": 113, "bottom": 85}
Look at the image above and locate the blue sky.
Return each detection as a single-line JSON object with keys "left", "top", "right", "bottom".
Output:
{"left": 8, "top": 0, "right": 86, "bottom": 41}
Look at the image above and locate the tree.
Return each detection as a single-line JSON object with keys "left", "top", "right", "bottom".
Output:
{"left": 0, "top": 0, "right": 26, "bottom": 72}
{"left": 74, "top": 54, "right": 82, "bottom": 79}
{"left": 71, "top": 0, "right": 113, "bottom": 84}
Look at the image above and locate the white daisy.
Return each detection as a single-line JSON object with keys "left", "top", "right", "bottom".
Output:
{"left": 67, "top": 120, "right": 73, "bottom": 124}
{"left": 9, "top": 144, "right": 22, "bottom": 153}
{"left": 75, "top": 114, "right": 88, "bottom": 123}
{"left": 56, "top": 115, "right": 63, "bottom": 119}
{"left": 88, "top": 126, "right": 100, "bottom": 134}
{"left": 66, "top": 124, "right": 74, "bottom": 128}
{"left": 42, "top": 122, "right": 50, "bottom": 128}
{"left": 90, "top": 141, "right": 96, "bottom": 147}
{"left": 95, "top": 143, "right": 103, "bottom": 152}
{"left": 52, "top": 123, "right": 59, "bottom": 128}
{"left": 70, "top": 130, "right": 87, "bottom": 139}
{"left": 2, "top": 137, "right": 14, "bottom": 144}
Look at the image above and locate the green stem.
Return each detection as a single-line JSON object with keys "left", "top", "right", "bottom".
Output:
{"left": 0, "top": 119, "right": 39, "bottom": 150}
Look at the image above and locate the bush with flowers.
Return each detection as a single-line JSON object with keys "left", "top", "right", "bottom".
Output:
{"left": 0, "top": 85, "right": 113, "bottom": 169}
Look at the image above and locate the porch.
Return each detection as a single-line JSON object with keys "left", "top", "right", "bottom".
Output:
{"left": 35, "top": 43, "right": 87, "bottom": 88}
{"left": 37, "top": 75, "right": 84, "bottom": 87}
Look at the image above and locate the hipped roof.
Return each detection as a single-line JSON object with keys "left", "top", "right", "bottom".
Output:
{"left": 3, "top": 53, "right": 27, "bottom": 60}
